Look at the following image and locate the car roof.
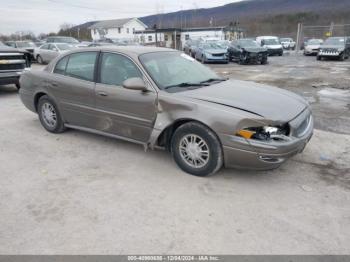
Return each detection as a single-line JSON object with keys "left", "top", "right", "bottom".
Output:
{"left": 72, "top": 46, "right": 178, "bottom": 55}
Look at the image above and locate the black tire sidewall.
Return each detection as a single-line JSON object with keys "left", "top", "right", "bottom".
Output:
{"left": 38, "top": 96, "right": 65, "bottom": 133}
{"left": 37, "top": 55, "right": 43, "bottom": 64}
{"left": 171, "top": 122, "right": 223, "bottom": 177}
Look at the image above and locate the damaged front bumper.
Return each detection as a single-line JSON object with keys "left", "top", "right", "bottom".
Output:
{"left": 221, "top": 109, "right": 314, "bottom": 170}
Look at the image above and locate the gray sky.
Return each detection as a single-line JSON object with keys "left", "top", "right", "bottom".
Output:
{"left": 0, "top": 0, "right": 241, "bottom": 35}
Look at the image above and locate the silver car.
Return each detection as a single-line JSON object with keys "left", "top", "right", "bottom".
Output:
{"left": 34, "top": 43, "right": 74, "bottom": 64}
{"left": 195, "top": 42, "right": 229, "bottom": 63}
{"left": 19, "top": 47, "right": 313, "bottom": 176}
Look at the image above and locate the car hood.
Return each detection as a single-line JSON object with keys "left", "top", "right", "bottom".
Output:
{"left": 265, "top": 44, "right": 282, "bottom": 49}
{"left": 178, "top": 79, "right": 308, "bottom": 122}
{"left": 306, "top": 44, "right": 321, "bottom": 49}
{"left": 204, "top": 49, "right": 227, "bottom": 54}
{"left": 242, "top": 47, "right": 267, "bottom": 53}
{"left": 0, "top": 46, "right": 28, "bottom": 53}
{"left": 320, "top": 45, "right": 344, "bottom": 50}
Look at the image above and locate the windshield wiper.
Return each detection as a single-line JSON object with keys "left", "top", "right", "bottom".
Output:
{"left": 164, "top": 82, "right": 208, "bottom": 89}
{"left": 200, "top": 77, "right": 228, "bottom": 84}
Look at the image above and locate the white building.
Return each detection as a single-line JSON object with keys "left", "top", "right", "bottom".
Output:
{"left": 89, "top": 18, "right": 148, "bottom": 41}
{"left": 135, "top": 27, "right": 228, "bottom": 50}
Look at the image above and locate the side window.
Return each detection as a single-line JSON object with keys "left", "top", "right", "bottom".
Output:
{"left": 54, "top": 56, "right": 69, "bottom": 75}
{"left": 65, "top": 52, "right": 97, "bottom": 81}
{"left": 99, "top": 53, "right": 142, "bottom": 86}
{"left": 49, "top": 44, "right": 56, "bottom": 51}
{"left": 41, "top": 44, "right": 49, "bottom": 50}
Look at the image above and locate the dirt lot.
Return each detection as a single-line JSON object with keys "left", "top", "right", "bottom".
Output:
{"left": 0, "top": 53, "right": 350, "bottom": 254}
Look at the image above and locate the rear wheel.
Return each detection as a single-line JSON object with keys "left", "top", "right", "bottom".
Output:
{"left": 15, "top": 83, "right": 20, "bottom": 90}
{"left": 38, "top": 95, "right": 66, "bottom": 133}
{"left": 339, "top": 53, "right": 345, "bottom": 61}
{"left": 171, "top": 122, "right": 223, "bottom": 177}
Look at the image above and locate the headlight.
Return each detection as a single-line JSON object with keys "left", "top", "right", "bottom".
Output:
{"left": 236, "top": 124, "right": 290, "bottom": 141}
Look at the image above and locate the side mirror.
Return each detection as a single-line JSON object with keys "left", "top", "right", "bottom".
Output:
{"left": 123, "top": 77, "right": 148, "bottom": 92}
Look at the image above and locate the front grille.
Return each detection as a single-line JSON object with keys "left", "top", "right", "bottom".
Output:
{"left": 0, "top": 52, "right": 27, "bottom": 71}
{"left": 0, "top": 63, "right": 25, "bottom": 70}
{"left": 212, "top": 53, "right": 225, "bottom": 57}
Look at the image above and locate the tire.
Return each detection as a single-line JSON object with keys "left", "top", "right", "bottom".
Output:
{"left": 171, "top": 122, "right": 223, "bottom": 177}
{"left": 201, "top": 55, "right": 206, "bottom": 64}
{"left": 37, "top": 95, "right": 66, "bottom": 133}
{"left": 15, "top": 83, "right": 20, "bottom": 90}
{"left": 261, "top": 58, "right": 268, "bottom": 65}
{"left": 37, "top": 55, "right": 44, "bottom": 64}
{"left": 339, "top": 53, "right": 345, "bottom": 61}
{"left": 317, "top": 55, "right": 322, "bottom": 61}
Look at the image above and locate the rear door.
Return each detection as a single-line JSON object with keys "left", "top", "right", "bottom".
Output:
{"left": 94, "top": 52, "right": 157, "bottom": 142}
{"left": 49, "top": 51, "right": 99, "bottom": 128}
{"left": 38, "top": 44, "right": 50, "bottom": 62}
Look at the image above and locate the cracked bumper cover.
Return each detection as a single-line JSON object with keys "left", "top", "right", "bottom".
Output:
{"left": 221, "top": 111, "right": 314, "bottom": 170}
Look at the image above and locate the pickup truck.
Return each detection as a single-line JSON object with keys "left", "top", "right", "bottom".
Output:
{"left": 0, "top": 42, "right": 31, "bottom": 89}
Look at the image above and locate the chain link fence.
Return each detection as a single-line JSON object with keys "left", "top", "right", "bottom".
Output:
{"left": 295, "top": 23, "right": 350, "bottom": 51}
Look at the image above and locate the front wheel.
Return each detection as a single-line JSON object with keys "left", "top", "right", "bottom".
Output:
{"left": 37, "top": 55, "right": 44, "bottom": 64}
{"left": 171, "top": 122, "right": 223, "bottom": 177}
{"left": 38, "top": 95, "right": 66, "bottom": 133}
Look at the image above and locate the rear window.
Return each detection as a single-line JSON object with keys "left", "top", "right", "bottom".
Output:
{"left": 54, "top": 56, "right": 69, "bottom": 75}
{"left": 65, "top": 52, "right": 97, "bottom": 81}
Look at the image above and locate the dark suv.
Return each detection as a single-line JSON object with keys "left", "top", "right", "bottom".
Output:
{"left": 317, "top": 37, "right": 350, "bottom": 61}
{"left": 0, "top": 41, "right": 31, "bottom": 89}
{"left": 5, "top": 41, "right": 36, "bottom": 60}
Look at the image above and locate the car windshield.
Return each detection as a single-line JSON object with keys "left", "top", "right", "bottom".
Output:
{"left": 280, "top": 38, "right": 291, "bottom": 42}
{"left": 324, "top": 37, "right": 345, "bottom": 45}
{"left": 52, "top": 37, "right": 79, "bottom": 44}
{"left": 238, "top": 39, "right": 259, "bottom": 47}
{"left": 307, "top": 39, "right": 322, "bottom": 45}
{"left": 264, "top": 39, "right": 279, "bottom": 45}
{"left": 139, "top": 52, "right": 221, "bottom": 91}
{"left": 217, "top": 41, "right": 230, "bottom": 48}
{"left": 56, "top": 43, "right": 73, "bottom": 50}
{"left": 16, "top": 41, "right": 35, "bottom": 48}
{"left": 202, "top": 43, "right": 222, "bottom": 49}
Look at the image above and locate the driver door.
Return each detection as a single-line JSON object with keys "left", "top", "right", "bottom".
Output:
{"left": 94, "top": 52, "right": 157, "bottom": 143}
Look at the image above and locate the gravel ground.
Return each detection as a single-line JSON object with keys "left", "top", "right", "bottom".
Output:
{"left": 0, "top": 53, "right": 349, "bottom": 254}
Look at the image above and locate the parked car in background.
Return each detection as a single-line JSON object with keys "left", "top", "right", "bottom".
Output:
{"left": 280, "top": 38, "right": 296, "bottom": 50}
{"left": 317, "top": 37, "right": 350, "bottom": 61}
{"left": 46, "top": 36, "right": 80, "bottom": 46}
{"left": 228, "top": 39, "right": 268, "bottom": 64}
{"left": 88, "top": 42, "right": 116, "bottom": 47}
{"left": 19, "top": 46, "right": 313, "bottom": 176}
{"left": 183, "top": 39, "right": 201, "bottom": 58}
{"left": 5, "top": 41, "right": 36, "bottom": 60}
{"left": 34, "top": 43, "right": 75, "bottom": 64}
{"left": 195, "top": 42, "right": 229, "bottom": 63}
{"left": 0, "top": 41, "right": 31, "bottom": 89}
{"left": 304, "top": 39, "right": 323, "bottom": 56}
{"left": 256, "top": 36, "right": 283, "bottom": 56}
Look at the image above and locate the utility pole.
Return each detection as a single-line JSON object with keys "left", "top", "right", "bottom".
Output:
{"left": 330, "top": 22, "right": 334, "bottom": 36}
{"left": 295, "top": 23, "right": 302, "bottom": 53}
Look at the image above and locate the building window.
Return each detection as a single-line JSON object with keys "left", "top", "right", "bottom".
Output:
{"left": 118, "top": 28, "right": 121, "bottom": 34}
{"left": 185, "top": 34, "right": 190, "bottom": 40}
{"left": 148, "top": 35, "right": 153, "bottom": 42}
{"left": 127, "top": 28, "right": 130, "bottom": 34}
{"left": 164, "top": 35, "right": 168, "bottom": 41}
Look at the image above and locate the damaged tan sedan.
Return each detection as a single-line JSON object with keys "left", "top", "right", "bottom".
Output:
{"left": 19, "top": 47, "right": 313, "bottom": 176}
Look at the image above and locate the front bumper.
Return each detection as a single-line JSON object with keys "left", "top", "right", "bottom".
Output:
{"left": 0, "top": 71, "right": 22, "bottom": 85}
{"left": 221, "top": 109, "right": 314, "bottom": 170}
{"left": 241, "top": 52, "right": 268, "bottom": 64}
{"left": 205, "top": 54, "right": 229, "bottom": 63}
{"left": 267, "top": 48, "right": 283, "bottom": 56}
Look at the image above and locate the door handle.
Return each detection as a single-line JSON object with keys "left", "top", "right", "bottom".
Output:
{"left": 98, "top": 91, "right": 108, "bottom": 97}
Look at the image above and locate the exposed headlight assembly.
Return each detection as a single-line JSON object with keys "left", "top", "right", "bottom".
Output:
{"left": 236, "top": 124, "right": 290, "bottom": 141}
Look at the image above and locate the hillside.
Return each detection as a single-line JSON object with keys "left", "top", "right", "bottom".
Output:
{"left": 140, "top": 0, "right": 350, "bottom": 37}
